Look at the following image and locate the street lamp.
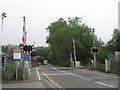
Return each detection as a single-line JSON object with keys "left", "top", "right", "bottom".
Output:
{"left": 0, "top": 12, "right": 7, "bottom": 70}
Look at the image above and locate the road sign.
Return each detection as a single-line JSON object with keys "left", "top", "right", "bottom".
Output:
{"left": 13, "top": 53, "right": 21, "bottom": 59}
{"left": 23, "top": 45, "right": 32, "bottom": 51}
{"left": 23, "top": 55, "right": 30, "bottom": 61}
{"left": 21, "top": 45, "right": 34, "bottom": 53}
{"left": 13, "top": 49, "right": 21, "bottom": 59}
{"left": 91, "top": 47, "right": 100, "bottom": 54}
{"left": 14, "top": 49, "right": 21, "bottom": 53}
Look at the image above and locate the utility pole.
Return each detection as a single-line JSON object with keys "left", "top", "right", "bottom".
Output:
{"left": 73, "top": 38, "right": 77, "bottom": 67}
{"left": 0, "top": 13, "right": 7, "bottom": 70}
{"left": 92, "top": 28, "right": 96, "bottom": 69}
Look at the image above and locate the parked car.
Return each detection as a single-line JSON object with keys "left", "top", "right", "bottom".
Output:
{"left": 43, "top": 60, "right": 48, "bottom": 65}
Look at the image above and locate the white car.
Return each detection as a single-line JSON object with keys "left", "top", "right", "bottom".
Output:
{"left": 43, "top": 60, "right": 48, "bottom": 65}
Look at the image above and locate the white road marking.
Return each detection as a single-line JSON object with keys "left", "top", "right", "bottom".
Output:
{"left": 51, "top": 67, "right": 117, "bottom": 88}
{"left": 44, "top": 73, "right": 68, "bottom": 76}
{"left": 61, "top": 70, "right": 90, "bottom": 80}
{"left": 36, "top": 68, "right": 41, "bottom": 80}
{"left": 61, "top": 71, "right": 66, "bottom": 73}
{"left": 51, "top": 67, "right": 57, "bottom": 70}
{"left": 60, "top": 70, "right": 116, "bottom": 88}
{"left": 79, "top": 69, "right": 118, "bottom": 79}
{"left": 95, "top": 81, "right": 116, "bottom": 88}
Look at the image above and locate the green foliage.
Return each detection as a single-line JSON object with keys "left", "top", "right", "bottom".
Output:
{"left": 2, "top": 65, "right": 29, "bottom": 82}
{"left": 46, "top": 17, "right": 104, "bottom": 66}
{"left": 2, "top": 46, "right": 8, "bottom": 53}
{"left": 110, "top": 62, "right": 120, "bottom": 74}
{"left": 68, "top": 17, "right": 82, "bottom": 26}
{"left": 46, "top": 17, "right": 118, "bottom": 67}
{"left": 8, "top": 56, "right": 13, "bottom": 60}
{"left": 47, "top": 51, "right": 54, "bottom": 63}
{"left": 36, "top": 57, "right": 44, "bottom": 62}
{"left": 35, "top": 47, "right": 50, "bottom": 59}
{"left": 106, "top": 29, "right": 120, "bottom": 52}
{"left": 96, "top": 63, "right": 105, "bottom": 72}
{"left": 17, "top": 67, "right": 29, "bottom": 80}
{"left": 2, "top": 65, "right": 16, "bottom": 81}
{"left": 17, "top": 66, "right": 23, "bottom": 80}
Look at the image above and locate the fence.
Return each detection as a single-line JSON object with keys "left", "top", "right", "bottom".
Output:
{"left": 107, "top": 55, "right": 120, "bottom": 62}
{"left": 107, "top": 54, "right": 120, "bottom": 73}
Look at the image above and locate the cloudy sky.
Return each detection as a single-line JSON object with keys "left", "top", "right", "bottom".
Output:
{"left": 0, "top": 0, "right": 119, "bottom": 47}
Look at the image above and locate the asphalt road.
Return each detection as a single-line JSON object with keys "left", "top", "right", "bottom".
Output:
{"left": 2, "top": 64, "right": 119, "bottom": 90}
{"left": 39, "top": 64, "right": 119, "bottom": 89}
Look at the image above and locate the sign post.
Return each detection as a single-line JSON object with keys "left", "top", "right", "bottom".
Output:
{"left": 23, "top": 54, "right": 31, "bottom": 79}
{"left": 16, "top": 60, "right": 18, "bottom": 80}
{"left": 91, "top": 47, "right": 100, "bottom": 69}
{"left": 13, "top": 49, "right": 21, "bottom": 80}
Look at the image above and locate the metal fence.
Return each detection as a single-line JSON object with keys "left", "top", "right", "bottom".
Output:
{"left": 107, "top": 55, "right": 120, "bottom": 62}
{"left": 107, "top": 54, "right": 120, "bottom": 73}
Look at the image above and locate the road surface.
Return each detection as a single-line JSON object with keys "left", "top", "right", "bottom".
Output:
{"left": 39, "top": 64, "right": 119, "bottom": 89}
{"left": 2, "top": 64, "right": 119, "bottom": 90}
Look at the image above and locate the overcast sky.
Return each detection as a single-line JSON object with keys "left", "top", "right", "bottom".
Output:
{"left": 0, "top": 0, "right": 119, "bottom": 47}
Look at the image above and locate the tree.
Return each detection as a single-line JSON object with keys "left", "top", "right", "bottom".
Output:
{"left": 68, "top": 17, "right": 82, "bottom": 26}
{"left": 46, "top": 17, "right": 105, "bottom": 66}
{"left": 35, "top": 47, "right": 50, "bottom": 59}
{"left": 106, "top": 29, "right": 120, "bottom": 52}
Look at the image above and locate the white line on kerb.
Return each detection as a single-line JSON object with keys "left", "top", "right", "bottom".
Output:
{"left": 36, "top": 68, "right": 41, "bottom": 80}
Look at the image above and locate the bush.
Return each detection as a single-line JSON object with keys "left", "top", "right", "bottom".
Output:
{"left": 36, "top": 57, "right": 44, "bottom": 62}
{"left": 2, "top": 65, "right": 16, "bottom": 81}
{"left": 17, "top": 66, "right": 23, "bottom": 80}
{"left": 17, "top": 66, "right": 29, "bottom": 80}
{"left": 96, "top": 63, "right": 105, "bottom": 72}
{"left": 2, "top": 65, "right": 29, "bottom": 81}
{"left": 110, "top": 61, "right": 120, "bottom": 74}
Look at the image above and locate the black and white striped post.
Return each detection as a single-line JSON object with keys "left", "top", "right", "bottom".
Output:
{"left": 73, "top": 38, "right": 77, "bottom": 67}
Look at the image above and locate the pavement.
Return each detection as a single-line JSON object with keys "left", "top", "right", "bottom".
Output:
{"left": 2, "top": 66, "right": 53, "bottom": 89}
